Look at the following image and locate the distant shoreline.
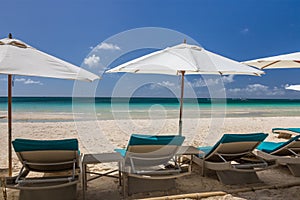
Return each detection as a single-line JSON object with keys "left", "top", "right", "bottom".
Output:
{"left": 0, "top": 97, "right": 299, "bottom": 121}
{"left": 1, "top": 96, "right": 300, "bottom": 101}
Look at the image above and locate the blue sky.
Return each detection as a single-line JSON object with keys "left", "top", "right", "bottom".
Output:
{"left": 1, "top": 0, "right": 300, "bottom": 99}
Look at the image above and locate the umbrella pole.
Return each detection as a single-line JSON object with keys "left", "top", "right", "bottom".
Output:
{"left": 8, "top": 74, "right": 12, "bottom": 176}
{"left": 179, "top": 71, "right": 185, "bottom": 136}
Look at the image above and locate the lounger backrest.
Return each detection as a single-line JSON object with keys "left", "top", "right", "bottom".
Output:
{"left": 270, "top": 135, "right": 300, "bottom": 156}
{"left": 12, "top": 138, "right": 79, "bottom": 172}
{"left": 272, "top": 128, "right": 300, "bottom": 134}
{"left": 205, "top": 133, "right": 268, "bottom": 162}
{"left": 125, "top": 134, "right": 185, "bottom": 167}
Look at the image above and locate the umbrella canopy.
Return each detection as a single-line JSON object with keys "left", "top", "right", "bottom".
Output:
{"left": 0, "top": 34, "right": 100, "bottom": 176}
{"left": 286, "top": 85, "right": 300, "bottom": 91}
{"left": 243, "top": 52, "right": 300, "bottom": 69}
{"left": 0, "top": 37, "right": 99, "bottom": 81}
{"left": 108, "top": 43, "right": 263, "bottom": 76}
{"left": 106, "top": 43, "right": 263, "bottom": 135}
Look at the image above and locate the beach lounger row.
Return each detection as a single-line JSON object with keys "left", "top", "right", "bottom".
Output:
{"left": 3, "top": 132, "right": 300, "bottom": 199}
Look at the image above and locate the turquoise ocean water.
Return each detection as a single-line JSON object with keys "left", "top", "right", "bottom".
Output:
{"left": 0, "top": 97, "right": 300, "bottom": 122}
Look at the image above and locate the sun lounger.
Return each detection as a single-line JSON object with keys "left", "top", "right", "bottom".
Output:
{"left": 115, "top": 134, "right": 189, "bottom": 195}
{"left": 193, "top": 133, "right": 276, "bottom": 185}
{"left": 7, "top": 138, "right": 80, "bottom": 200}
{"left": 256, "top": 135, "right": 300, "bottom": 176}
{"left": 272, "top": 128, "right": 300, "bottom": 139}
{"left": 272, "top": 128, "right": 300, "bottom": 134}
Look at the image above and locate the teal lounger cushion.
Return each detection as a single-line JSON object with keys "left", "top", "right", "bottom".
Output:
{"left": 12, "top": 138, "right": 78, "bottom": 152}
{"left": 115, "top": 149, "right": 127, "bottom": 157}
{"left": 198, "top": 133, "right": 268, "bottom": 157}
{"left": 128, "top": 134, "right": 185, "bottom": 146}
{"left": 115, "top": 134, "right": 185, "bottom": 157}
{"left": 197, "top": 146, "right": 212, "bottom": 158}
{"left": 256, "top": 135, "right": 300, "bottom": 153}
{"left": 272, "top": 128, "right": 300, "bottom": 134}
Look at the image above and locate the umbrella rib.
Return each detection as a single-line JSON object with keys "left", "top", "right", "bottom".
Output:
{"left": 261, "top": 60, "right": 280, "bottom": 69}
{"left": 108, "top": 48, "right": 167, "bottom": 73}
{"left": 166, "top": 48, "right": 199, "bottom": 72}
{"left": 200, "top": 48, "right": 221, "bottom": 73}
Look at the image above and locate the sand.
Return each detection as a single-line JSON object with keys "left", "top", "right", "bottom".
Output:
{"left": 1, "top": 115, "right": 300, "bottom": 200}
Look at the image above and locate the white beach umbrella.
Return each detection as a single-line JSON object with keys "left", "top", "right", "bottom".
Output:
{"left": 243, "top": 52, "right": 300, "bottom": 69}
{"left": 286, "top": 85, "right": 300, "bottom": 91}
{"left": 244, "top": 52, "right": 300, "bottom": 93}
{"left": 0, "top": 34, "right": 100, "bottom": 176}
{"left": 106, "top": 42, "right": 263, "bottom": 136}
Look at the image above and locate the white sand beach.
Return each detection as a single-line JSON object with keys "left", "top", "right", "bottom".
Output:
{"left": 1, "top": 115, "right": 300, "bottom": 199}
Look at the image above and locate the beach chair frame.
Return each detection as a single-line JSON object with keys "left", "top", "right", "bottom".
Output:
{"left": 193, "top": 133, "right": 276, "bottom": 185}
{"left": 256, "top": 135, "right": 300, "bottom": 176}
{"left": 7, "top": 138, "right": 80, "bottom": 200}
{"left": 117, "top": 134, "right": 190, "bottom": 195}
{"left": 14, "top": 150, "right": 78, "bottom": 185}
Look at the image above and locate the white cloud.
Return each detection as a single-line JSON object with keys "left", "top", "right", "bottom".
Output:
{"left": 149, "top": 81, "right": 177, "bottom": 90}
{"left": 95, "top": 42, "right": 121, "bottom": 51}
{"left": 190, "top": 79, "right": 204, "bottom": 88}
{"left": 14, "top": 78, "right": 26, "bottom": 82}
{"left": 158, "top": 81, "right": 176, "bottom": 87}
{"left": 241, "top": 28, "right": 249, "bottom": 34}
{"left": 24, "top": 79, "right": 43, "bottom": 85}
{"left": 222, "top": 75, "right": 234, "bottom": 83}
{"left": 84, "top": 54, "right": 100, "bottom": 68}
{"left": 15, "top": 78, "right": 43, "bottom": 85}
{"left": 191, "top": 75, "right": 234, "bottom": 88}
{"left": 245, "top": 84, "right": 269, "bottom": 92}
{"left": 228, "top": 84, "right": 285, "bottom": 97}
{"left": 191, "top": 78, "right": 218, "bottom": 88}
{"left": 149, "top": 83, "right": 159, "bottom": 90}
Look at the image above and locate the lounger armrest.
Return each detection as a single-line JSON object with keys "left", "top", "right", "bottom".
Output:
{"left": 6, "top": 178, "right": 79, "bottom": 190}
{"left": 256, "top": 150, "right": 300, "bottom": 165}
{"left": 17, "top": 176, "right": 76, "bottom": 185}
{"left": 16, "top": 159, "right": 78, "bottom": 184}
{"left": 255, "top": 150, "right": 278, "bottom": 161}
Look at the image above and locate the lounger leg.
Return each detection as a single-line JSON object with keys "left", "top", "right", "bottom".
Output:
{"left": 82, "top": 164, "right": 87, "bottom": 200}
{"left": 202, "top": 159, "right": 205, "bottom": 176}
{"left": 118, "top": 162, "right": 122, "bottom": 186}
{"left": 16, "top": 166, "right": 29, "bottom": 183}
{"left": 287, "top": 164, "right": 300, "bottom": 177}
{"left": 122, "top": 173, "right": 128, "bottom": 198}
{"left": 1, "top": 177, "right": 7, "bottom": 200}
